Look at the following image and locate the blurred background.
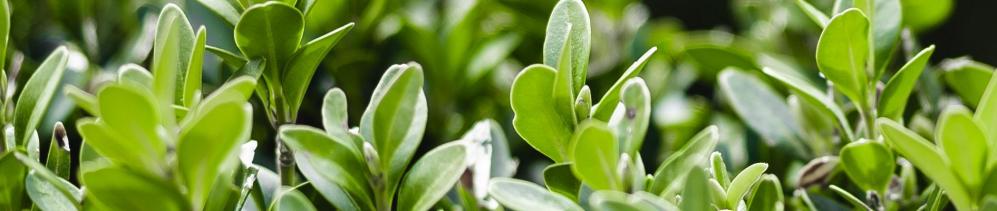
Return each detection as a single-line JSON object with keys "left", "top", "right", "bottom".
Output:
{"left": 5, "top": 0, "right": 995, "bottom": 206}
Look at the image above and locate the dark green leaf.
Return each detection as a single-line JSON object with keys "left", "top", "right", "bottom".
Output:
{"left": 280, "top": 125, "right": 372, "bottom": 211}
{"left": 879, "top": 45, "right": 934, "bottom": 120}
{"left": 543, "top": 163, "right": 581, "bottom": 201}
{"left": 235, "top": 1, "right": 303, "bottom": 79}
{"left": 719, "top": 69, "right": 806, "bottom": 154}
{"left": 283, "top": 23, "right": 354, "bottom": 120}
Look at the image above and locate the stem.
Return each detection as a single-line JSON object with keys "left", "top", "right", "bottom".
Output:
{"left": 276, "top": 134, "right": 297, "bottom": 185}
{"left": 858, "top": 99, "right": 876, "bottom": 139}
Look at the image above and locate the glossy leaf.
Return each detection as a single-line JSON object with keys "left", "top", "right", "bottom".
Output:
{"left": 397, "top": 142, "right": 468, "bottom": 211}
{"left": 839, "top": 139, "right": 895, "bottom": 192}
{"left": 942, "top": 58, "right": 993, "bottom": 108}
{"left": 936, "top": 106, "right": 988, "bottom": 191}
{"left": 719, "top": 69, "right": 806, "bottom": 154}
{"left": 900, "top": 0, "right": 952, "bottom": 31}
{"left": 975, "top": 68, "right": 997, "bottom": 167}
{"left": 870, "top": 0, "right": 903, "bottom": 74}
{"left": 81, "top": 166, "right": 188, "bottom": 210}
{"left": 178, "top": 102, "right": 252, "bottom": 208}
{"left": 14, "top": 46, "right": 68, "bottom": 145}
{"left": 570, "top": 121, "right": 621, "bottom": 191}
{"left": 283, "top": 23, "right": 354, "bottom": 120}
{"left": 726, "top": 163, "right": 768, "bottom": 207}
{"left": 815, "top": 9, "right": 870, "bottom": 106}
{"left": 510, "top": 64, "right": 575, "bottom": 162}
{"left": 117, "top": 63, "right": 154, "bottom": 88}
{"left": 762, "top": 67, "right": 855, "bottom": 141}
{"left": 591, "top": 48, "right": 656, "bottom": 120}
{"left": 280, "top": 125, "right": 372, "bottom": 211}
{"left": 235, "top": 1, "right": 303, "bottom": 78}
{"left": 153, "top": 4, "right": 195, "bottom": 127}
{"left": 649, "top": 126, "right": 718, "bottom": 195}
{"left": 879, "top": 45, "right": 934, "bottom": 120}
{"left": 359, "top": 62, "right": 427, "bottom": 199}
{"left": 542, "top": 0, "right": 590, "bottom": 92}
{"left": 488, "top": 178, "right": 583, "bottom": 211}
{"left": 543, "top": 163, "right": 581, "bottom": 201}
{"left": 878, "top": 118, "right": 972, "bottom": 210}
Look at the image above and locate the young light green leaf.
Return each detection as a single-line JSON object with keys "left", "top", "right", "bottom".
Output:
{"left": 283, "top": 23, "right": 354, "bottom": 120}
{"left": 941, "top": 58, "right": 994, "bottom": 108}
{"left": 746, "top": 174, "right": 784, "bottom": 211}
{"left": 81, "top": 166, "right": 189, "bottom": 211}
{"left": 815, "top": 9, "right": 870, "bottom": 106}
{"left": 649, "top": 126, "right": 718, "bottom": 195}
{"left": 359, "top": 62, "right": 427, "bottom": 200}
{"left": 726, "top": 163, "right": 768, "bottom": 207}
{"left": 280, "top": 125, "right": 372, "bottom": 211}
{"left": 153, "top": 4, "right": 195, "bottom": 127}
{"left": 611, "top": 78, "right": 651, "bottom": 156}
{"left": 235, "top": 1, "right": 303, "bottom": 79}
{"left": 182, "top": 76, "right": 257, "bottom": 127}
{"left": 591, "top": 48, "right": 656, "bottom": 121}
{"left": 719, "top": 69, "right": 806, "bottom": 154}
{"left": 878, "top": 118, "right": 972, "bottom": 210}
{"left": 117, "top": 64, "right": 154, "bottom": 88}
{"left": 570, "top": 120, "right": 622, "bottom": 191}
{"left": 975, "top": 68, "right": 997, "bottom": 167}
{"left": 762, "top": 67, "right": 855, "bottom": 142}
{"left": 178, "top": 103, "right": 252, "bottom": 208}
{"left": 488, "top": 178, "right": 583, "bottom": 211}
{"left": 879, "top": 45, "right": 934, "bottom": 120}
{"left": 321, "top": 88, "right": 349, "bottom": 132}
{"left": 680, "top": 168, "right": 711, "bottom": 210}
{"left": 182, "top": 27, "right": 206, "bottom": 108}
{"left": 839, "top": 139, "right": 895, "bottom": 192}
{"left": 64, "top": 86, "right": 98, "bottom": 115}
{"left": 543, "top": 0, "right": 590, "bottom": 92}
{"left": 510, "top": 64, "right": 575, "bottom": 162}
{"left": 796, "top": 0, "right": 829, "bottom": 28}
{"left": 14, "top": 46, "right": 68, "bottom": 146}
{"left": 543, "top": 163, "right": 581, "bottom": 201}
{"left": 936, "top": 106, "right": 988, "bottom": 190}
{"left": 711, "top": 152, "right": 730, "bottom": 189}
{"left": 87, "top": 83, "right": 166, "bottom": 173}
{"left": 397, "top": 142, "right": 468, "bottom": 211}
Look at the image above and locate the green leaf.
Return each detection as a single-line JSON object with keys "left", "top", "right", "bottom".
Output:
{"left": 936, "top": 106, "right": 988, "bottom": 192}
{"left": 796, "top": 0, "right": 829, "bottom": 28}
{"left": 153, "top": 3, "right": 195, "bottom": 127}
{"left": 45, "top": 122, "right": 71, "bottom": 179}
{"left": 397, "top": 142, "right": 468, "bottom": 211}
{"left": 196, "top": 0, "right": 242, "bottom": 25}
{"left": 649, "top": 126, "right": 718, "bottom": 195}
{"left": 762, "top": 67, "right": 855, "bottom": 141}
{"left": 878, "top": 118, "right": 972, "bottom": 210}
{"left": 592, "top": 48, "right": 656, "bottom": 121}
{"left": 488, "top": 178, "right": 583, "bottom": 211}
{"left": 359, "top": 62, "right": 427, "bottom": 199}
{"left": 235, "top": 1, "right": 303, "bottom": 80}
{"left": 25, "top": 171, "right": 80, "bottom": 211}
{"left": 0, "top": 0, "right": 8, "bottom": 71}
{"left": 543, "top": 163, "right": 581, "bottom": 201}
{"left": 815, "top": 8, "right": 870, "bottom": 106}
{"left": 178, "top": 102, "right": 252, "bottom": 208}
{"left": 85, "top": 83, "right": 166, "bottom": 173}
{"left": 14, "top": 46, "right": 68, "bottom": 146}
{"left": 684, "top": 45, "right": 759, "bottom": 74}
{"left": 81, "top": 166, "right": 189, "bottom": 211}
{"left": 711, "top": 152, "right": 730, "bottom": 189}
{"left": 510, "top": 64, "right": 574, "bottom": 162}
{"left": 206, "top": 45, "right": 249, "bottom": 69}
{"left": 182, "top": 76, "right": 257, "bottom": 127}
{"left": 543, "top": 0, "right": 590, "bottom": 92}
{"left": 279, "top": 125, "right": 372, "bottom": 211}
{"left": 570, "top": 120, "right": 622, "bottom": 191}
{"left": 879, "top": 45, "right": 934, "bottom": 120}
{"left": 828, "top": 185, "right": 871, "bottom": 210}
{"left": 839, "top": 139, "right": 895, "bottom": 192}
{"left": 611, "top": 78, "right": 651, "bottom": 157}
{"left": 899, "top": 0, "right": 952, "bottom": 31}
{"left": 270, "top": 187, "right": 317, "bottom": 211}
{"left": 0, "top": 152, "right": 27, "bottom": 210}
{"left": 117, "top": 64, "right": 154, "bottom": 89}
{"left": 746, "top": 174, "right": 784, "bottom": 211}
{"left": 680, "top": 168, "right": 711, "bottom": 211}
{"left": 182, "top": 27, "right": 206, "bottom": 108}
{"left": 15, "top": 153, "right": 81, "bottom": 210}
{"left": 283, "top": 23, "right": 354, "bottom": 120}
{"left": 975, "top": 68, "right": 997, "bottom": 167}
{"left": 871, "top": 0, "right": 902, "bottom": 75}
{"left": 726, "top": 163, "right": 768, "bottom": 207}
{"left": 719, "top": 69, "right": 806, "bottom": 154}
{"left": 942, "top": 58, "right": 994, "bottom": 108}
{"left": 64, "top": 86, "right": 98, "bottom": 115}
{"left": 321, "top": 88, "right": 349, "bottom": 132}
